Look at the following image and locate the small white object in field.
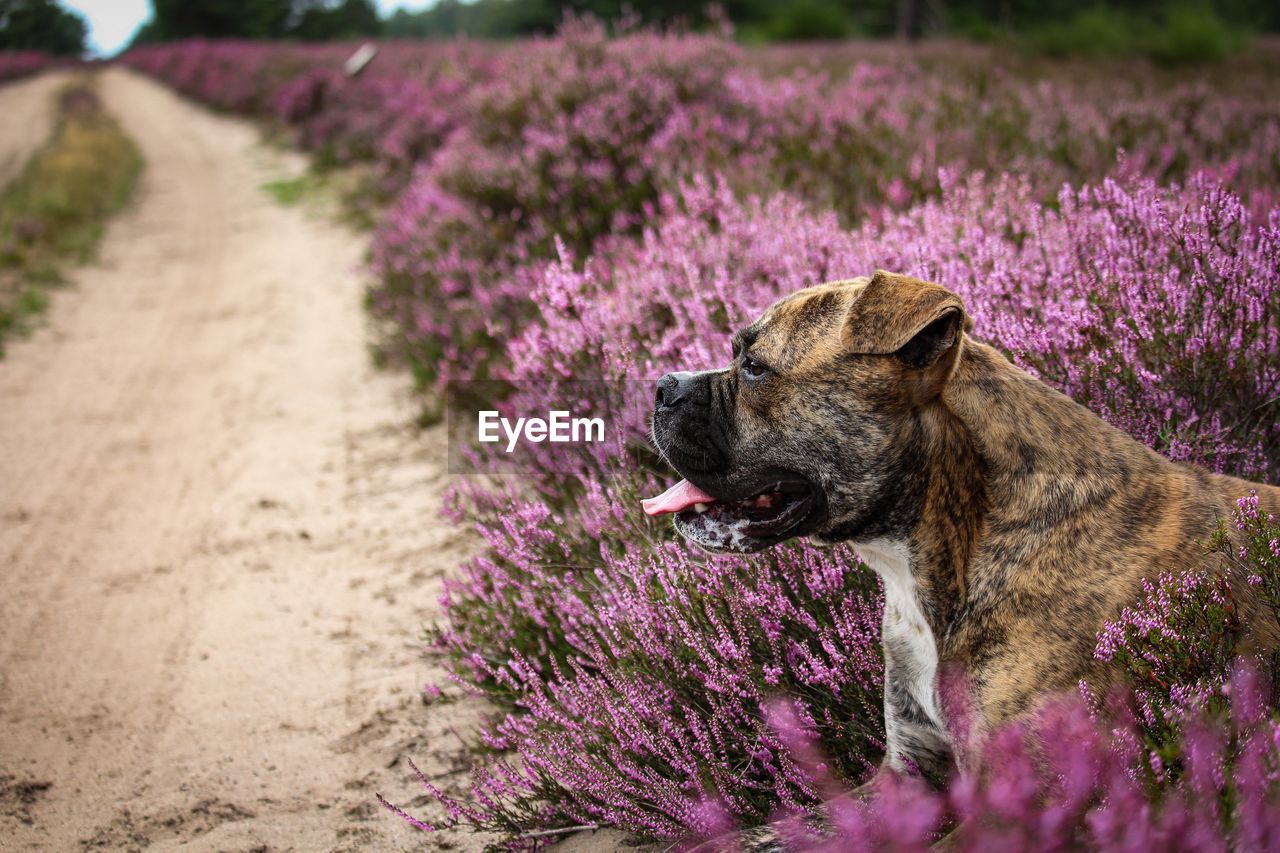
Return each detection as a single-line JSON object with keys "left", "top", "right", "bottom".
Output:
{"left": 344, "top": 43, "right": 378, "bottom": 78}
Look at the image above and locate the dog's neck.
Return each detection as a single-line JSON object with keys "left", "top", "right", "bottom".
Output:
{"left": 874, "top": 338, "right": 1166, "bottom": 641}
{"left": 944, "top": 339, "right": 1165, "bottom": 509}
{"left": 846, "top": 361, "right": 988, "bottom": 638}
{"left": 893, "top": 373, "right": 987, "bottom": 637}
{"left": 918, "top": 339, "right": 1168, "bottom": 621}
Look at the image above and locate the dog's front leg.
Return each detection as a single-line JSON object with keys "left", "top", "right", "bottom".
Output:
{"left": 881, "top": 639, "right": 955, "bottom": 781}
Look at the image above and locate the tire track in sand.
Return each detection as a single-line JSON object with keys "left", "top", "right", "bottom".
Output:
{"left": 0, "top": 71, "right": 73, "bottom": 190}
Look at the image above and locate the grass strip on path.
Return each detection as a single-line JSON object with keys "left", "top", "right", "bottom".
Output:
{"left": 0, "top": 76, "right": 142, "bottom": 354}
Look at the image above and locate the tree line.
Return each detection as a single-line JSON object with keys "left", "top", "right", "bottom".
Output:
{"left": 0, "top": 0, "right": 88, "bottom": 55}
{"left": 384, "top": 0, "right": 1278, "bottom": 41}
{"left": 0, "top": 0, "right": 382, "bottom": 55}
{"left": 2, "top": 0, "right": 1277, "bottom": 58}
{"left": 132, "top": 0, "right": 380, "bottom": 44}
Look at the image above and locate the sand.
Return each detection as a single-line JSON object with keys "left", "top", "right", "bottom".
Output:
{"left": 0, "top": 70, "right": 72, "bottom": 190}
{"left": 0, "top": 67, "right": 501, "bottom": 851}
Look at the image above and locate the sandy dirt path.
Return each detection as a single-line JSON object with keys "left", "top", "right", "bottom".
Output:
{"left": 0, "top": 68, "right": 499, "bottom": 851}
{"left": 0, "top": 71, "right": 73, "bottom": 190}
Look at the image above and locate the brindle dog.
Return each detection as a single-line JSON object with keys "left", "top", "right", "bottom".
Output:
{"left": 644, "top": 270, "right": 1280, "bottom": 789}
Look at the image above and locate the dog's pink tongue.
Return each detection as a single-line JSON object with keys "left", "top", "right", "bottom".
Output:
{"left": 642, "top": 479, "right": 717, "bottom": 516}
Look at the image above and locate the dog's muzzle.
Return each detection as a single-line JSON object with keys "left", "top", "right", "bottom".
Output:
{"left": 646, "top": 371, "right": 824, "bottom": 554}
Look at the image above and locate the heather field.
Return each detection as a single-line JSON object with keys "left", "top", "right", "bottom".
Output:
{"left": 119, "top": 26, "right": 1280, "bottom": 850}
{"left": 0, "top": 50, "right": 57, "bottom": 83}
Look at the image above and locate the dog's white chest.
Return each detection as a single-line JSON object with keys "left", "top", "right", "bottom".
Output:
{"left": 856, "top": 538, "right": 945, "bottom": 731}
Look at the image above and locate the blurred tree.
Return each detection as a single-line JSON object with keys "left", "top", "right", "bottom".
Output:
{"left": 136, "top": 0, "right": 380, "bottom": 43}
{"left": 143, "top": 0, "right": 291, "bottom": 39}
{"left": 378, "top": 0, "right": 1280, "bottom": 40}
{"left": 129, "top": 0, "right": 1280, "bottom": 45}
{"left": 383, "top": 0, "right": 562, "bottom": 37}
{"left": 292, "top": 0, "right": 379, "bottom": 39}
{"left": 0, "top": 0, "right": 88, "bottom": 55}
{"left": 759, "top": 0, "right": 858, "bottom": 40}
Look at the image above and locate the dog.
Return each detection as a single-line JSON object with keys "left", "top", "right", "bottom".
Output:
{"left": 644, "top": 270, "right": 1280, "bottom": 785}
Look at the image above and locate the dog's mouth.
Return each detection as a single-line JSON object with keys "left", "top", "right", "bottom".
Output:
{"left": 642, "top": 474, "right": 820, "bottom": 554}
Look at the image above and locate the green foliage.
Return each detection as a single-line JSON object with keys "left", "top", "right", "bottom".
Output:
{"left": 1092, "top": 566, "right": 1242, "bottom": 769}
{"left": 146, "top": 0, "right": 290, "bottom": 39}
{"left": 136, "top": 0, "right": 377, "bottom": 44}
{"left": 381, "top": 0, "right": 1276, "bottom": 44}
{"left": 1145, "top": 2, "right": 1244, "bottom": 64}
{"left": 0, "top": 80, "right": 142, "bottom": 354}
{"left": 1026, "top": 6, "right": 1138, "bottom": 58}
{"left": 260, "top": 176, "right": 312, "bottom": 205}
{"left": 378, "top": 0, "right": 1277, "bottom": 43}
{"left": 383, "top": 0, "right": 589, "bottom": 38}
{"left": 1228, "top": 494, "right": 1280, "bottom": 621}
{"left": 0, "top": 0, "right": 87, "bottom": 56}
{"left": 121, "top": 0, "right": 1280, "bottom": 44}
{"left": 1093, "top": 497, "right": 1280, "bottom": 786}
{"left": 754, "top": 0, "right": 857, "bottom": 41}
{"left": 292, "top": 0, "right": 379, "bottom": 40}
{"left": 1025, "top": 3, "right": 1246, "bottom": 64}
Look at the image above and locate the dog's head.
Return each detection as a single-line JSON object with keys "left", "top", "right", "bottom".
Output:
{"left": 645, "top": 270, "right": 971, "bottom": 554}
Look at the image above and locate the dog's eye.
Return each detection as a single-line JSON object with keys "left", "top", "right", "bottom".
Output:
{"left": 740, "top": 354, "right": 770, "bottom": 380}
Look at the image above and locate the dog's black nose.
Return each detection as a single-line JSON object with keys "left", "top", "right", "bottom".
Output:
{"left": 656, "top": 372, "right": 696, "bottom": 410}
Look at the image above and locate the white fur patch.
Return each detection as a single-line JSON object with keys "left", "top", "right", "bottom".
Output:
{"left": 855, "top": 538, "right": 945, "bottom": 732}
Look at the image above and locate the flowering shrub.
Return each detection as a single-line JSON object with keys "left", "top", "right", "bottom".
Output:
{"left": 390, "top": 665, "right": 1280, "bottom": 850}
{"left": 755, "top": 666, "right": 1280, "bottom": 852}
{"left": 1092, "top": 568, "right": 1241, "bottom": 765}
{"left": 852, "top": 173, "right": 1280, "bottom": 478}
{"left": 428, "top": 534, "right": 885, "bottom": 839}
{"left": 124, "top": 32, "right": 1280, "bottom": 391}
{"left": 122, "top": 40, "right": 497, "bottom": 191}
{"left": 122, "top": 40, "right": 290, "bottom": 114}
{"left": 367, "top": 21, "right": 791, "bottom": 386}
{"left": 1233, "top": 491, "right": 1280, "bottom": 596}
{"left": 367, "top": 32, "right": 1280, "bottom": 391}
{"left": 0, "top": 51, "right": 56, "bottom": 84}
{"left": 274, "top": 67, "right": 468, "bottom": 188}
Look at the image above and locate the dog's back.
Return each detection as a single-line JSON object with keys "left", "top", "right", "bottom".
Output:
{"left": 940, "top": 338, "right": 1280, "bottom": 731}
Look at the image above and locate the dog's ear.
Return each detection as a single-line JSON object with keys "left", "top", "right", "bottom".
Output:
{"left": 843, "top": 270, "right": 971, "bottom": 368}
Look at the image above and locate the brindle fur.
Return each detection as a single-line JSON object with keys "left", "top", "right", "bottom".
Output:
{"left": 651, "top": 270, "right": 1280, "bottom": 799}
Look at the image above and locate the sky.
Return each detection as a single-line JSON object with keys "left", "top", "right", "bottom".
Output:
{"left": 58, "top": 0, "right": 439, "bottom": 58}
